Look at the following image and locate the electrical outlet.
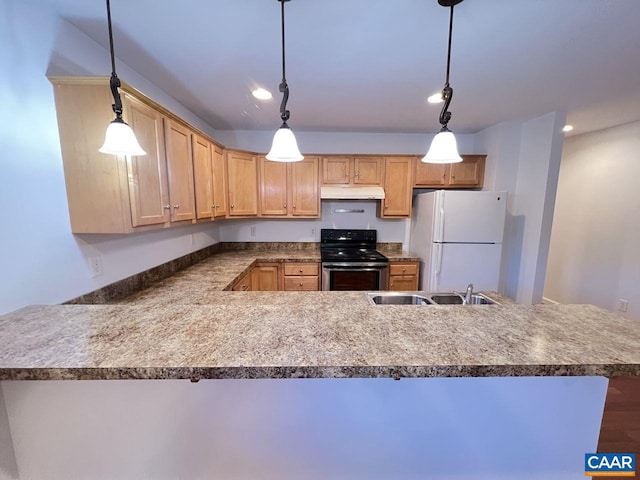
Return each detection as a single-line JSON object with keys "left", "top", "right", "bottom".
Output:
{"left": 311, "top": 228, "right": 316, "bottom": 236}
{"left": 190, "top": 233, "right": 195, "bottom": 246}
{"left": 617, "top": 299, "right": 629, "bottom": 312}
{"left": 90, "top": 256, "right": 103, "bottom": 277}
{"left": 250, "top": 226, "right": 256, "bottom": 237}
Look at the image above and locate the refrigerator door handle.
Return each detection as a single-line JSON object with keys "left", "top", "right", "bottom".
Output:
{"left": 434, "top": 243, "right": 443, "bottom": 290}
{"left": 439, "top": 206, "right": 445, "bottom": 241}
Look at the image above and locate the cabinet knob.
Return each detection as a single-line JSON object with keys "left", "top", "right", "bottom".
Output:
{"left": 283, "top": 204, "right": 287, "bottom": 208}
{"left": 299, "top": 283, "right": 303, "bottom": 287}
{"left": 292, "top": 205, "right": 296, "bottom": 208}
{"left": 402, "top": 268, "right": 406, "bottom": 272}
{"left": 355, "top": 172, "right": 359, "bottom": 177}
{"left": 164, "top": 205, "right": 171, "bottom": 210}
{"left": 230, "top": 204, "right": 235, "bottom": 208}
{"left": 173, "top": 204, "right": 179, "bottom": 209}
{"left": 451, "top": 174, "right": 455, "bottom": 179}
{"left": 299, "top": 269, "right": 303, "bottom": 273}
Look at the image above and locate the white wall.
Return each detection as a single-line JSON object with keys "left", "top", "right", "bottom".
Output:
{"left": 0, "top": 1, "right": 220, "bottom": 315}
{"left": 214, "top": 129, "right": 478, "bottom": 156}
{"left": 545, "top": 121, "right": 640, "bottom": 321}
{"left": 2, "top": 377, "right": 608, "bottom": 480}
{"left": 0, "top": 386, "right": 18, "bottom": 480}
{"left": 475, "top": 113, "right": 565, "bottom": 303}
{"left": 219, "top": 201, "right": 407, "bottom": 244}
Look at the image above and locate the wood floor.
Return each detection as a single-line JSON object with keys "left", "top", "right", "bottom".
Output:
{"left": 597, "top": 376, "right": 640, "bottom": 455}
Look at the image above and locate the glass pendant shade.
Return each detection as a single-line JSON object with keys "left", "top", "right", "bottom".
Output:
{"left": 422, "top": 129, "right": 462, "bottom": 164}
{"left": 99, "top": 119, "right": 146, "bottom": 156}
{"left": 266, "top": 126, "right": 304, "bottom": 162}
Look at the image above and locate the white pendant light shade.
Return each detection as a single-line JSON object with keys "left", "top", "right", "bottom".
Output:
{"left": 99, "top": 120, "right": 146, "bottom": 156}
{"left": 266, "top": 126, "right": 304, "bottom": 162}
{"left": 422, "top": 130, "right": 462, "bottom": 164}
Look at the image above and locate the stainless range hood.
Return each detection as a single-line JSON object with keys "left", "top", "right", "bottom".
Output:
{"left": 320, "top": 186, "right": 386, "bottom": 200}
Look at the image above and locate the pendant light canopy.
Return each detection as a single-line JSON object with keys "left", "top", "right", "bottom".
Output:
{"left": 266, "top": 0, "right": 303, "bottom": 162}
{"left": 99, "top": 0, "right": 145, "bottom": 156}
{"left": 422, "top": 0, "right": 463, "bottom": 164}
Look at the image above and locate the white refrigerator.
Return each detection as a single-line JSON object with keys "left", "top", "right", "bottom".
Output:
{"left": 409, "top": 190, "right": 507, "bottom": 292}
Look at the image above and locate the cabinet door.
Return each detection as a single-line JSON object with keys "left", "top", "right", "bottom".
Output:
{"left": 448, "top": 155, "right": 485, "bottom": 187}
{"left": 192, "top": 133, "right": 213, "bottom": 220}
{"left": 232, "top": 271, "right": 252, "bottom": 291}
{"left": 164, "top": 119, "right": 196, "bottom": 222}
{"left": 290, "top": 156, "right": 320, "bottom": 217}
{"left": 354, "top": 157, "right": 383, "bottom": 185}
{"left": 212, "top": 146, "right": 227, "bottom": 218}
{"left": 251, "top": 264, "right": 280, "bottom": 291}
{"left": 260, "top": 157, "right": 288, "bottom": 216}
{"left": 389, "top": 276, "right": 418, "bottom": 291}
{"left": 381, "top": 157, "right": 414, "bottom": 217}
{"left": 227, "top": 151, "right": 258, "bottom": 216}
{"left": 414, "top": 161, "right": 447, "bottom": 187}
{"left": 322, "top": 156, "right": 351, "bottom": 185}
{"left": 123, "top": 94, "right": 170, "bottom": 227}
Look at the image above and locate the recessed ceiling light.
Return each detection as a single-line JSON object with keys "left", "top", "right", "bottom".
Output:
{"left": 562, "top": 124, "right": 574, "bottom": 133}
{"left": 252, "top": 88, "right": 272, "bottom": 100}
{"left": 427, "top": 92, "right": 444, "bottom": 104}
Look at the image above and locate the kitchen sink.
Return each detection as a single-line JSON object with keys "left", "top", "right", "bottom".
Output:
{"left": 366, "top": 292, "right": 499, "bottom": 306}
{"left": 366, "top": 292, "right": 433, "bottom": 305}
{"left": 428, "top": 292, "right": 500, "bottom": 305}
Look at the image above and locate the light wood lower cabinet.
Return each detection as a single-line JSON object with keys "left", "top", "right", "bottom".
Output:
{"left": 231, "top": 271, "right": 252, "bottom": 291}
{"left": 282, "top": 263, "right": 320, "bottom": 291}
{"left": 227, "top": 150, "right": 259, "bottom": 217}
{"left": 379, "top": 156, "right": 414, "bottom": 218}
{"left": 259, "top": 156, "right": 320, "bottom": 217}
{"left": 388, "top": 261, "right": 420, "bottom": 291}
{"left": 415, "top": 155, "right": 485, "bottom": 188}
{"left": 251, "top": 263, "right": 280, "bottom": 291}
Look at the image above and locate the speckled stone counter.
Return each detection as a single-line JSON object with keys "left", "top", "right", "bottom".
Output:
{"left": 1, "top": 297, "right": 638, "bottom": 380}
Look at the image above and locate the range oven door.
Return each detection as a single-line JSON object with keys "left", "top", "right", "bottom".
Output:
{"left": 321, "top": 263, "right": 389, "bottom": 291}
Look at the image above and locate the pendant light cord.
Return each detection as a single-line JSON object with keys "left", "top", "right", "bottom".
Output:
{"left": 278, "top": 0, "right": 290, "bottom": 125}
{"left": 438, "top": 4, "right": 455, "bottom": 129}
{"left": 106, "top": 0, "right": 124, "bottom": 120}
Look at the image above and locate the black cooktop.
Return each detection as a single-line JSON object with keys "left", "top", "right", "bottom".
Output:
{"left": 320, "top": 229, "right": 388, "bottom": 263}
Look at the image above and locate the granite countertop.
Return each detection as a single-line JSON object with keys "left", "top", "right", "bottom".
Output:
{"left": 1, "top": 247, "right": 638, "bottom": 381}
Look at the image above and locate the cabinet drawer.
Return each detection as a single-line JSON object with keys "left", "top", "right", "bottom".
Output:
{"left": 283, "top": 276, "right": 319, "bottom": 291}
{"left": 283, "top": 263, "right": 319, "bottom": 276}
{"left": 389, "top": 264, "right": 418, "bottom": 276}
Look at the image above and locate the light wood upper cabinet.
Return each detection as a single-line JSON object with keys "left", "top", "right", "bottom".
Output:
{"left": 227, "top": 150, "right": 259, "bottom": 216}
{"left": 414, "top": 155, "right": 485, "bottom": 188}
{"left": 322, "top": 156, "right": 351, "bottom": 184}
{"left": 192, "top": 133, "right": 214, "bottom": 220}
{"left": 260, "top": 158, "right": 288, "bottom": 216}
{"left": 259, "top": 156, "right": 320, "bottom": 218}
{"left": 211, "top": 146, "right": 228, "bottom": 218}
{"left": 380, "top": 156, "right": 414, "bottom": 218}
{"left": 353, "top": 157, "right": 384, "bottom": 185}
{"left": 321, "top": 156, "right": 383, "bottom": 186}
{"left": 122, "top": 93, "right": 170, "bottom": 228}
{"left": 290, "top": 157, "right": 320, "bottom": 217}
{"left": 163, "top": 119, "right": 196, "bottom": 222}
{"left": 449, "top": 155, "right": 485, "bottom": 187}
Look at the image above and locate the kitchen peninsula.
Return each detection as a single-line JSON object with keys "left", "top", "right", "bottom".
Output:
{"left": 1, "top": 246, "right": 639, "bottom": 479}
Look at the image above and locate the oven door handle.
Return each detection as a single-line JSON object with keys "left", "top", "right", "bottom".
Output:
{"left": 321, "top": 264, "right": 389, "bottom": 269}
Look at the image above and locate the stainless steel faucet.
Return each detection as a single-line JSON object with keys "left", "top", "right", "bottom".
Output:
{"left": 465, "top": 283, "right": 474, "bottom": 304}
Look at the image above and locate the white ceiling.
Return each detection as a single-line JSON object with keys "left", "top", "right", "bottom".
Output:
{"left": 44, "top": 0, "right": 640, "bottom": 137}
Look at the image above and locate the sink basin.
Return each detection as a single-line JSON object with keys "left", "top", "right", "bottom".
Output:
{"left": 429, "top": 293, "right": 464, "bottom": 305}
{"left": 467, "top": 293, "right": 499, "bottom": 305}
{"left": 428, "top": 292, "right": 499, "bottom": 305}
{"left": 366, "top": 292, "right": 433, "bottom": 305}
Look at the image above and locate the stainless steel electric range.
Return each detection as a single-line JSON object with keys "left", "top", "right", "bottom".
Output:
{"left": 320, "top": 229, "right": 389, "bottom": 291}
